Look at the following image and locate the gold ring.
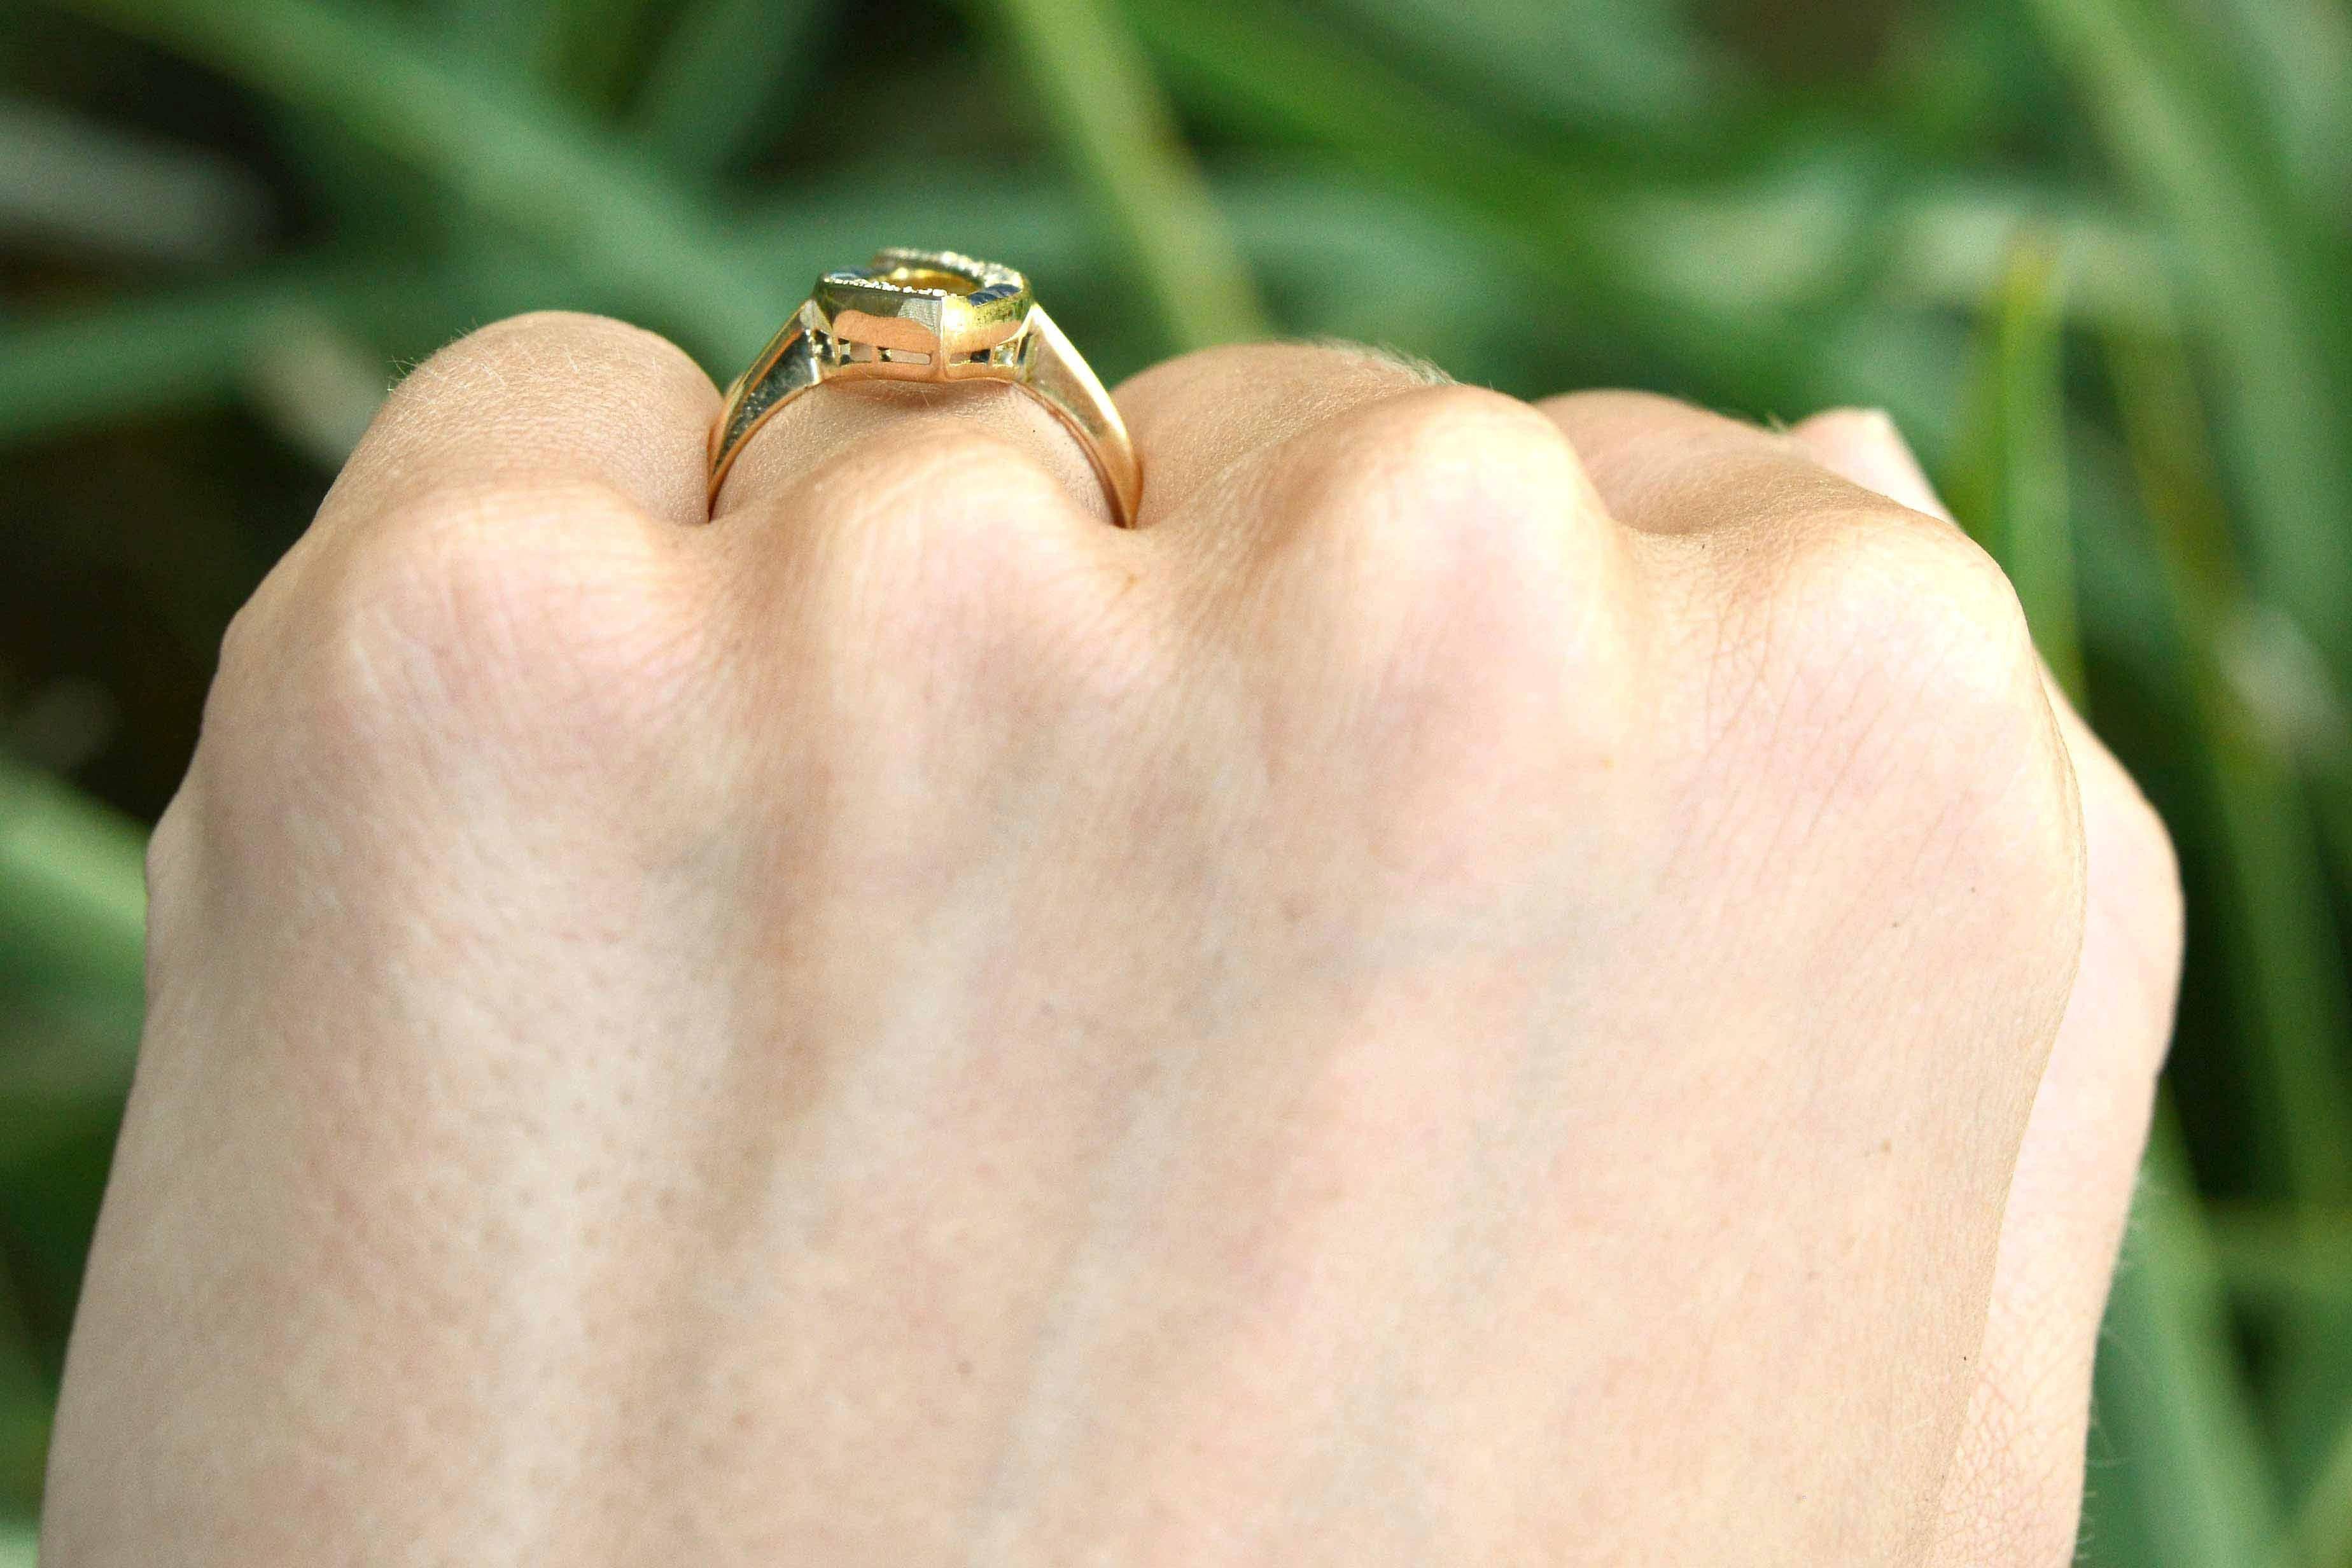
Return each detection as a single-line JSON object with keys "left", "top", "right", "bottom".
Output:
{"left": 709, "top": 248, "right": 1140, "bottom": 526}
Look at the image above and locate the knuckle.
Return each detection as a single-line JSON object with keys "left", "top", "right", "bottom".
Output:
{"left": 1273, "top": 385, "right": 1630, "bottom": 687}
{"left": 401, "top": 311, "right": 702, "bottom": 408}
{"left": 279, "top": 479, "right": 705, "bottom": 770}
{"left": 1757, "top": 514, "right": 2050, "bottom": 787}
{"left": 1716, "top": 512, "right": 2076, "bottom": 917}
{"left": 1290, "top": 386, "right": 1577, "bottom": 568}
{"left": 1787, "top": 515, "right": 2039, "bottom": 719}
{"left": 1245, "top": 388, "right": 1644, "bottom": 890}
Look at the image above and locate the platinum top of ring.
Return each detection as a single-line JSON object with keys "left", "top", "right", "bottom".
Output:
{"left": 709, "top": 248, "right": 1141, "bottom": 526}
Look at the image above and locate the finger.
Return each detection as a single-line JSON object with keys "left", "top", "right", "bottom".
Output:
{"left": 323, "top": 310, "right": 720, "bottom": 532}
{"left": 1541, "top": 390, "right": 1915, "bottom": 540}
{"left": 1787, "top": 407, "right": 1950, "bottom": 521}
{"left": 713, "top": 377, "right": 1116, "bottom": 530}
{"left": 1789, "top": 410, "right": 2182, "bottom": 1566}
{"left": 1924, "top": 715, "right": 2177, "bottom": 1568}
{"left": 1112, "top": 341, "right": 1460, "bottom": 529}
{"left": 1114, "top": 341, "right": 1625, "bottom": 619}
{"left": 1107, "top": 345, "right": 1639, "bottom": 749}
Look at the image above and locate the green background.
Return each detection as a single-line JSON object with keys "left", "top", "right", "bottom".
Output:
{"left": 3, "top": 0, "right": 2351, "bottom": 1560}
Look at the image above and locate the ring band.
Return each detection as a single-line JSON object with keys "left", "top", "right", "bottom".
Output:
{"left": 708, "top": 248, "right": 1141, "bottom": 526}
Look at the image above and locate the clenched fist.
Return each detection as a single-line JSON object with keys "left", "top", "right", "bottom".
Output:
{"left": 43, "top": 319, "right": 2180, "bottom": 1565}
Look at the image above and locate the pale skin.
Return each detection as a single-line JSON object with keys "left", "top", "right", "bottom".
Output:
{"left": 40, "top": 319, "right": 2181, "bottom": 1565}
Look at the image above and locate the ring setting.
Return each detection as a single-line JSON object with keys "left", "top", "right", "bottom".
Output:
{"left": 709, "top": 248, "right": 1140, "bottom": 526}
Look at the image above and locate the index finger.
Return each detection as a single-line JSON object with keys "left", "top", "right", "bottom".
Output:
{"left": 318, "top": 311, "right": 721, "bottom": 535}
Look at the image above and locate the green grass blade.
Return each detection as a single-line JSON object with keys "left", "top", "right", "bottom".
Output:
{"left": 2297, "top": 1411, "right": 2352, "bottom": 1568}
{"left": 1112, "top": 0, "right": 1859, "bottom": 416}
{"left": 1989, "top": 237, "right": 2083, "bottom": 703}
{"left": 2108, "top": 322, "right": 2352, "bottom": 1211}
{"left": 0, "top": 1244, "right": 53, "bottom": 1514}
{"left": 1315, "top": 0, "right": 1724, "bottom": 136}
{"left": 1877, "top": 182, "right": 2171, "bottom": 333}
{"left": 1118, "top": 0, "right": 1592, "bottom": 244}
{"left": 2217, "top": 596, "right": 2352, "bottom": 981}
{"left": 0, "top": 260, "right": 368, "bottom": 447}
{"left": 538, "top": 0, "right": 670, "bottom": 111}
{"left": 0, "top": 1020, "right": 139, "bottom": 1175}
{"left": 2204, "top": 0, "right": 2352, "bottom": 202}
{"left": 2209, "top": 1207, "right": 2352, "bottom": 1319}
{"left": 46, "top": 0, "right": 785, "bottom": 364}
{"left": 430, "top": 0, "right": 548, "bottom": 62}
{"left": 1947, "top": 220, "right": 2285, "bottom": 1568}
{"left": 970, "top": 0, "right": 1267, "bottom": 351}
{"left": 0, "top": 249, "right": 581, "bottom": 456}
{"left": 632, "top": 0, "right": 836, "bottom": 176}
{"left": 2024, "top": 0, "right": 2352, "bottom": 678}
{"left": 2108, "top": 318, "right": 2352, "bottom": 1494}
{"left": 2218, "top": 597, "right": 2352, "bottom": 959}
{"left": 0, "top": 757, "right": 146, "bottom": 1022}
{"left": 2082, "top": 1111, "right": 2287, "bottom": 1568}
{"left": 0, "top": 96, "right": 269, "bottom": 267}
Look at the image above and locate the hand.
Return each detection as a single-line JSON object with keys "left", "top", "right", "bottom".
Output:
{"left": 42, "top": 318, "right": 2180, "bottom": 1565}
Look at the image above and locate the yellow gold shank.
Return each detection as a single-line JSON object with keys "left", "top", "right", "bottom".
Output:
{"left": 710, "top": 249, "right": 1140, "bottom": 526}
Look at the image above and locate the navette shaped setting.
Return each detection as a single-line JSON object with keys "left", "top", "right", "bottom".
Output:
{"left": 709, "top": 248, "right": 1140, "bottom": 526}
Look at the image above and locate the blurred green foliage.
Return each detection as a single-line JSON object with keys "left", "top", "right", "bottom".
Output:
{"left": 1, "top": 0, "right": 2349, "bottom": 1558}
